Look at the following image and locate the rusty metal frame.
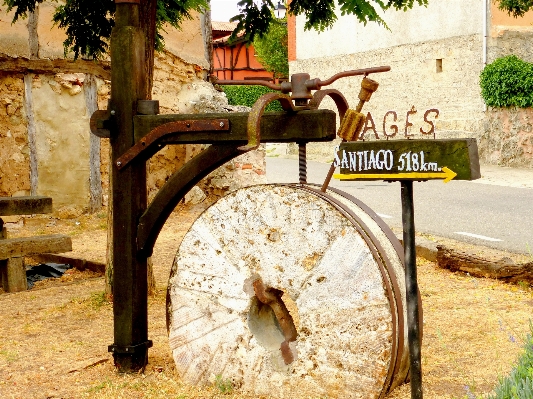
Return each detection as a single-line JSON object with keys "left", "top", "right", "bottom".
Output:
{"left": 136, "top": 144, "right": 246, "bottom": 257}
{"left": 116, "top": 119, "right": 230, "bottom": 170}
{"left": 293, "top": 184, "right": 406, "bottom": 398}
{"left": 243, "top": 92, "right": 296, "bottom": 151}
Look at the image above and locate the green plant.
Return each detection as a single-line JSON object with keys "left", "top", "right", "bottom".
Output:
{"left": 253, "top": 19, "right": 289, "bottom": 79}
{"left": 488, "top": 321, "right": 533, "bottom": 399}
{"left": 214, "top": 374, "right": 233, "bottom": 395}
{"left": 480, "top": 55, "right": 533, "bottom": 108}
{"left": 88, "top": 291, "right": 109, "bottom": 310}
{"left": 221, "top": 85, "right": 284, "bottom": 112}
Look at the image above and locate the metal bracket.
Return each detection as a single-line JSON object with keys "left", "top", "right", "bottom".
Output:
{"left": 108, "top": 340, "right": 153, "bottom": 354}
{"left": 116, "top": 119, "right": 230, "bottom": 170}
{"left": 243, "top": 92, "right": 296, "bottom": 151}
{"left": 90, "top": 109, "right": 115, "bottom": 139}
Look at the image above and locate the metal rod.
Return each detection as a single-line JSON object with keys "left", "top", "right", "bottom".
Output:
{"left": 298, "top": 143, "right": 307, "bottom": 184}
{"left": 400, "top": 180, "right": 423, "bottom": 399}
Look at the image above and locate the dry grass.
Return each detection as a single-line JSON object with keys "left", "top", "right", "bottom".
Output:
{"left": 0, "top": 205, "right": 532, "bottom": 399}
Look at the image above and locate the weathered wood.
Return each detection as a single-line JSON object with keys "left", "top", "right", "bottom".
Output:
{"left": 133, "top": 110, "right": 337, "bottom": 144}
{"left": 337, "top": 138, "right": 481, "bottom": 181}
{"left": 0, "top": 235, "right": 72, "bottom": 260}
{"left": 0, "top": 196, "right": 52, "bottom": 216}
{"left": 0, "top": 53, "right": 111, "bottom": 80}
{"left": 437, "top": 245, "right": 533, "bottom": 284}
{"left": 0, "top": 257, "right": 26, "bottom": 292}
{"left": 168, "top": 185, "right": 410, "bottom": 398}
{"left": 109, "top": 2, "right": 150, "bottom": 372}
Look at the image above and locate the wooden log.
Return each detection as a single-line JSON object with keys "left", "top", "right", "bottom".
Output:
{"left": 0, "top": 196, "right": 52, "bottom": 216}
{"left": 0, "top": 235, "right": 72, "bottom": 260}
{"left": 167, "top": 184, "right": 411, "bottom": 399}
{"left": 0, "top": 53, "right": 111, "bottom": 80}
{"left": 0, "top": 257, "right": 27, "bottom": 292}
{"left": 437, "top": 245, "right": 533, "bottom": 284}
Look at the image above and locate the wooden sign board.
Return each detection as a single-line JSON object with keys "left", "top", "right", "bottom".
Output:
{"left": 333, "top": 139, "right": 480, "bottom": 182}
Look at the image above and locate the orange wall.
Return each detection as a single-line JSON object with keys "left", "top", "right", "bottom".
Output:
{"left": 491, "top": 2, "right": 533, "bottom": 27}
{"left": 213, "top": 42, "right": 274, "bottom": 81}
{"left": 288, "top": 10, "right": 296, "bottom": 62}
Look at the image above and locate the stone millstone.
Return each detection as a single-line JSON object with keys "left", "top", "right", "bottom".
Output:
{"left": 167, "top": 184, "right": 410, "bottom": 398}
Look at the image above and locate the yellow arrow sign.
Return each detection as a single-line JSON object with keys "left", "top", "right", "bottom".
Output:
{"left": 334, "top": 166, "right": 458, "bottom": 183}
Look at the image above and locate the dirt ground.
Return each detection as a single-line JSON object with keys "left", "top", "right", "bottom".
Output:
{"left": 0, "top": 204, "right": 532, "bottom": 399}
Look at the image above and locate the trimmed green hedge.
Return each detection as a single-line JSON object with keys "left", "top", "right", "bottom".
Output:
{"left": 480, "top": 55, "right": 533, "bottom": 108}
{"left": 488, "top": 323, "right": 533, "bottom": 399}
{"left": 221, "top": 85, "right": 284, "bottom": 112}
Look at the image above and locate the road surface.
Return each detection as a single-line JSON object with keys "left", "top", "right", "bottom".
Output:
{"left": 266, "top": 157, "right": 533, "bottom": 254}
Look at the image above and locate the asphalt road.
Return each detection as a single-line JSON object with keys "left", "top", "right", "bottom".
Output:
{"left": 266, "top": 157, "right": 533, "bottom": 254}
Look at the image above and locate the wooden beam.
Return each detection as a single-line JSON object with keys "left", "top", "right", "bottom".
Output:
{"left": 133, "top": 110, "right": 337, "bottom": 144}
{"left": 0, "top": 196, "right": 52, "bottom": 216}
{"left": 0, "top": 235, "right": 72, "bottom": 259}
{"left": 0, "top": 53, "right": 111, "bottom": 80}
{"left": 0, "top": 257, "right": 26, "bottom": 292}
{"left": 109, "top": 2, "right": 150, "bottom": 372}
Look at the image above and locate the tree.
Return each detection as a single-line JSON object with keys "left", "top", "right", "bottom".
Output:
{"left": 495, "top": 0, "right": 533, "bottom": 17}
{"left": 2, "top": 0, "right": 208, "bottom": 98}
{"left": 231, "top": 0, "right": 428, "bottom": 42}
{"left": 253, "top": 18, "right": 288, "bottom": 80}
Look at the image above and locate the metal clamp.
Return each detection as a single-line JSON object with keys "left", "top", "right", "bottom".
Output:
{"left": 108, "top": 340, "right": 153, "bottom": 354}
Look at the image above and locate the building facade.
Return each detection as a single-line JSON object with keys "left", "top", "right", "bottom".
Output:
{"left": 288, "top": 1, "right": 533, "bottom": 167}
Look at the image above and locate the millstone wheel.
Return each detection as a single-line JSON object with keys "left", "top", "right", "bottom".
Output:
{"left": 167, "top": 184, "right": 411, "bottom": 399}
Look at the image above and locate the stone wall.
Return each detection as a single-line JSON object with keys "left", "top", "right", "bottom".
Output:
{"left": 0, "top": 73, "right": 29, "bottom": 197}
{"left": 290, "top": 34, "right": 486, "bottom": 160}
{"left": 289, "top": 1, "right": 533, "bottom": 168}
{"left": 481, "top": 108, "right": 533, "bottom": 168}
{"left": 0, "top": 2, "right": 266, "bottom": 216}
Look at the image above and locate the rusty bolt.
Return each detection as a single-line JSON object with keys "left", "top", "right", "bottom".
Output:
{"left": 219, "top": 121, "right": 225, "bottom": 128}
{"left": 116, "top": 161, "right": 122, "bottom": 167}
{"left": 110, "top": 110, "right": 116, "bottom": 116}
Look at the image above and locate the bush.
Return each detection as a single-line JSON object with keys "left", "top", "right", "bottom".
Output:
{"left": 480, "top": 55, "right": 533, "bottom": 108}
{"left": 221, "top": 85, "right": 284, "bottom": 112}
{"left": 488, "top": 323, "right": 533, "bottom": 399}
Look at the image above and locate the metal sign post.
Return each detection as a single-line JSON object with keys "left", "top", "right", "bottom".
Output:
{"left": 334, "top": 138, "right": 481, "bottom": 399}
{"left": 401, "top": 179, "right": 423, "bottom": 399}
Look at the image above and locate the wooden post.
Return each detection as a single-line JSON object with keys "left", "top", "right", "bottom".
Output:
{"left": 108, "top": 0, "right": 152, "bottom": 372}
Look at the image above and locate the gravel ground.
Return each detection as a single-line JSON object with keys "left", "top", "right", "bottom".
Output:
{"left": 0, "top": 204, "right": 531, "bottom": 399}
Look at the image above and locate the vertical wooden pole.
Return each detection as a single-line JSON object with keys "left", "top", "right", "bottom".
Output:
{"left": 108, "top": 0, "right": 152, "bottom": 372}
{"left": 400, "top": 181, "right": 423, "bottom": 399}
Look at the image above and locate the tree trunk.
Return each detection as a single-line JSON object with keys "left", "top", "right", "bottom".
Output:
{"left": 200, "top": 3, "right": 213, "bottom": 77}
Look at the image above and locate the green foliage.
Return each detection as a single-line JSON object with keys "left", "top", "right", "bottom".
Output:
{"left": 2, "top": 0, "right": 207, "bottom": 59}
{"left": 496, "top": 0, "right": 533, "bottom": 17}
{"left": 52, "top": 0, "right": 115, "bottom": 59}
{"left": 231, "top": 0, "right": 428, "bottom": 43}
{"left": 4, "top": 0, "right": 429, "bottom": 61}
{"left": 488, "top": 322, "right": 533, "bottom": 399}
{"left": 222, "top": 85, "right": 284, "bottom": 112}
{"left": 155, "top": 0, "right": 209, "bottom": 51}
{"left": 3, "top": 0, "right": 43, "bottom": 21}
{"left": 253, "top": 19, "right": 288, "bottom": 79}
{"left": 480, "top": 55, "right": 533, "bottom": 108}
{"left": 214, "top": 374, "right": 233, "bottom": 395}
